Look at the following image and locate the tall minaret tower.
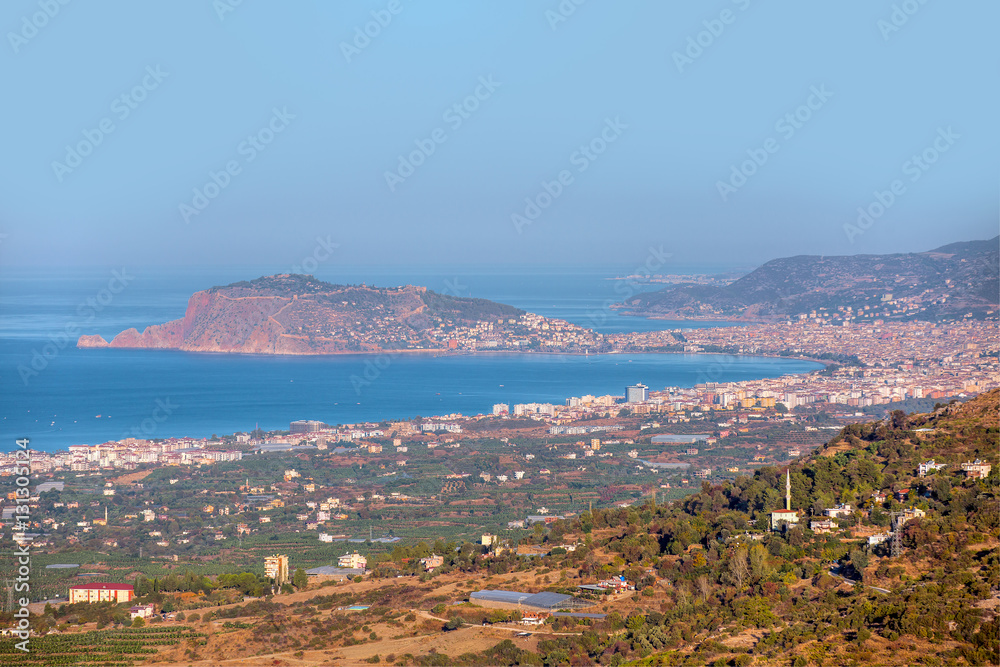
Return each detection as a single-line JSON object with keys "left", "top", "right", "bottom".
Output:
{"left": 785, "top": 469, "right": 791, "bottom": 511}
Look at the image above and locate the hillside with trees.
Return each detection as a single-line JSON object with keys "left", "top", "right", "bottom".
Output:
{"left": 6, "top": 394, "right": 995, "bottom": 666}
{"left": 618, "top": 237, "right": 999, "bottom": 322}
{"left": 521, "top": 390, "right": 999, "bottom": 665}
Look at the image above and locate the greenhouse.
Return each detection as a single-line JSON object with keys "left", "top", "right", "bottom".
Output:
{"left": 470, "top": 590, "right": 593, "bottom": 611}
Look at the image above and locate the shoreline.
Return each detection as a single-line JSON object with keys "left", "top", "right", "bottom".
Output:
{"left": 612, "top": 310, "right": 763, "bottom": 322}
{"left": 11, "top": 349, "right": 826, "bottom": 453}
{"left": 74, "top": 343, "right": 833, "bottom": 366}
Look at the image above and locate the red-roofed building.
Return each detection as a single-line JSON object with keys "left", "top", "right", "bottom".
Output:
{"left": 68, "top": 583, "right": 134, "bottom": 604}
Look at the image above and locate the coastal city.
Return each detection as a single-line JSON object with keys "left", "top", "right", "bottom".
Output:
{"left": 4, "top": 4, "right": 997, "bottom": 662}
{"left": 2, "top": 308, "right": 997, "bottom": 664}
{"left": 5, "top": 319, "right": 996, "bottom": 477}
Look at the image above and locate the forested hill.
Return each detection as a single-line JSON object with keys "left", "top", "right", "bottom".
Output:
{"left": 536, "top": 390, "right": 998, "bottom": 666}
{"left": 617, "top": 237, "right": 999, "bottom": 322}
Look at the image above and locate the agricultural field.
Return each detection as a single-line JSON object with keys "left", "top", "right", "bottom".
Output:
{"left": 0, "top": 626, "right": 205, "bottom": 666}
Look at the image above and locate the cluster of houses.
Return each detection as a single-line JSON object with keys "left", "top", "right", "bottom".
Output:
{"left": 771, "top": 456, "right": 992, "bottom": 539}
{"left": 578, "top": 575, "right": 634, "bottom": 594}
{"left": 809, "top": 504, "right": 853, "bottom": 534}
{"left": 959, "top": 460, "right": 992, "bottom": 480}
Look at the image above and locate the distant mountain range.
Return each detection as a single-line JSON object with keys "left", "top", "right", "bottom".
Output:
{"left": 78, "top": 274, "right": 526, "bottom": 355}
{"left": 616, "top": 237, "right": 999, "bottom": 322}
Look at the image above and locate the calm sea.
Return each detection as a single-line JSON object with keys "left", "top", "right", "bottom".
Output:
{"left": 0, "top": 267, "right": 818, "bottom": 451}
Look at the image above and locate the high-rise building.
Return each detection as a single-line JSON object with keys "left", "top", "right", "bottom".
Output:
{"left": 265, "top": 554, "right": 290, "bottom": 585}
{"left": 625, "top": 383, "right": 648, "bottom": 404}
{"left": 290, "top": 420, "right": 326, "bottom": 433}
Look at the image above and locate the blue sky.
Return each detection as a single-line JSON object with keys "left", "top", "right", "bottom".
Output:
{"left": 0, "top": 1, "right": 997, "bottom": 270}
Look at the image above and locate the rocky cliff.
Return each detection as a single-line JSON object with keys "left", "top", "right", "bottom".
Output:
{"left": 77, "top": 274, "right": 525, "bottom": 355}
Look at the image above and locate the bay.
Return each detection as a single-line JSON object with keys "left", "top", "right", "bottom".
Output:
{"left": 0, "top": 267, "right": 814, "bottom": 451}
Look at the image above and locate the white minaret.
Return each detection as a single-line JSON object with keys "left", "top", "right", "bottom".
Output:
{"left": 785, "top": 469, "right": 791, "bottom": 511}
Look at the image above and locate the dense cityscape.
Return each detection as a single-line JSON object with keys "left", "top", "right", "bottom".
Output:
{"left": 8, "top": 319, "right": 995, "bottom": 478}
{"left": 4, "top": 3, "right": 998, "bottom": 664}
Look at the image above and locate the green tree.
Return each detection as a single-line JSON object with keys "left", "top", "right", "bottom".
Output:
{"left": 850, "top": 548, "right": 869, "bottom": 573}
{"left": 626, "top": 614, "right": 646, "bottom": 631}
{"left": 748, "top": 543, "right": 770, "bottom": 583}
{"left": 293, "top": 568, "right": 308, "bottom": 590}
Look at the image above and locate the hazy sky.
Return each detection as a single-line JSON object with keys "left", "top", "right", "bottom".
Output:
{"left": 1, "top": 1, "right": 997, "bottom": 270}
